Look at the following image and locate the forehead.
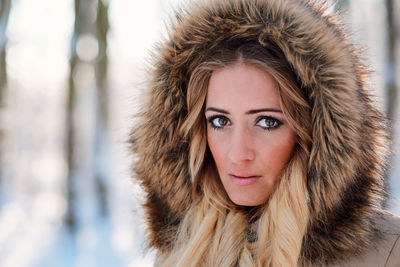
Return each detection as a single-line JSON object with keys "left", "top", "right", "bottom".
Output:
{"left": 206, "top": 63, "right": 281, "bottom": 110}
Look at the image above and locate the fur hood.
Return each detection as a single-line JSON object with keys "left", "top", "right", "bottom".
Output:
{"left": 131, "top": 0, "right": 391, "bottom": 265}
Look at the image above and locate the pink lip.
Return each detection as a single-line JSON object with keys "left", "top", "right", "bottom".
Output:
{"left": 229, "top": 174, "right": 261, "bottom": 186}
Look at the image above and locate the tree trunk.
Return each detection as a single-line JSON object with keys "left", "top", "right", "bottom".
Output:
{"left": 65, "top": 0, "right": 80, "bottom": 230}
{"left": 93, "top": 0, "right": 110, "bottom": 217}
{"left": 0, "top": 0, "right": 12, "bottom": 189}
{"left": 65, "top": 0, "right": 97, "bottom": 230}
{"left": 385, "top": 0, "right": 399, "bottom": 121}
{"left": 0, "top": 0, "right": 11, "bottom": 99}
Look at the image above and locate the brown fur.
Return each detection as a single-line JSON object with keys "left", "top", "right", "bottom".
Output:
{"left": 130, "top": 0, "right": 391, "bottom": 265}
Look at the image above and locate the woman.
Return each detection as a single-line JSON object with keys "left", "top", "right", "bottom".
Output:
{"left": 131, "top": 0, "right": 400, "bottom": 266}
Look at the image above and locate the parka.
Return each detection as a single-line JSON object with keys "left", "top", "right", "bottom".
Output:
{"left": 131, "top": 0, "right": 400, "bottom": 266}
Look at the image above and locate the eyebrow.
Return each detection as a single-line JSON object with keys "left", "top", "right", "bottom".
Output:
{"left": 205, "top": 107, "right": 282, "bottom": 114}
{"left": 205, "top": 107, "right": 229, "bottom": 114}
{"left": 246, "top": 108, "right": 282, "bottom": 114}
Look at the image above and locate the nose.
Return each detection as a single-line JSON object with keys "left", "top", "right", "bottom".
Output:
{"left": 228, "top": 127, "right": 255, "bottom": 163}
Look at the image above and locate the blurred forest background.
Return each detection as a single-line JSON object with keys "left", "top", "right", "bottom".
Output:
{"left": 0, "top": 0, "right": 399, "bottom": 266}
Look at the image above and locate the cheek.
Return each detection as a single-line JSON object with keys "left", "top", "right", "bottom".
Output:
{"left": 207, "top": 132, "right": 223, "bottom": 164}
{"left": 260, "top": 132, "right": 296, "bottom": 171}
{"left": 207, "top": 130, "right": 230, "bottom": 174}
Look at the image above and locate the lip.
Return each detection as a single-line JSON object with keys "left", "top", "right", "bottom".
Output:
{"left": 229, "top": 174, "right": 261, "bottom": 186}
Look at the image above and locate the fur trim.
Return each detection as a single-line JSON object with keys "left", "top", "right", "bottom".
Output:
{"left": 131, "top": 0, "right": 391, "bottom": 264}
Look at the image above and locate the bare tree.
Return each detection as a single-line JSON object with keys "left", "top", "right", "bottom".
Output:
{"left": 65, "top": 0, "right": 98, "bottom": 230}
{"left": 93, "top": 0, "right": 110, "bottom": 217}
{"left": 65, "top": 0, "right": 80, "bottom": 230}
{"left": 65, "top": 0, "right": 111, "bottom": 229}
{"left": 386, "top": 0, "right": 399, "bottom": 121}
{"left": 0, "top": 0, "right": 11, "bottom": 188}
{"left": 0, "top": 0, "right": 11, "bottom": 99}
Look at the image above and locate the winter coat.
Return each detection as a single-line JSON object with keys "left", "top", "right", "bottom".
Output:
{"left": 131, "top": 0, "right": 400, "bottom": 266}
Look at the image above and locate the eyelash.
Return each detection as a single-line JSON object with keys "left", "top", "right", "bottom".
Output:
{"left": 206, "top": 115, "right": 283, "bottom": 131}
{"left": 256, "top": 116, "right": 283, "bottom": 131}
{"left": 207, "top": 115, "right": 229, "bottom": 130}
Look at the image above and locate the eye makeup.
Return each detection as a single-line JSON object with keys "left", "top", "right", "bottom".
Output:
{"left": 207, "top": 115, "right": 230, "bottom": 130}
{"left": 206, "top": 114, "right": 283, "bottom": 132}
{"left": 255, "top": 116, "right": 283, "bottom": 131}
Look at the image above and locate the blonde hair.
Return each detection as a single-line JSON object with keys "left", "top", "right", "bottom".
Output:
{"left": 163, "top": 41, "right": 312, "bottom": 266}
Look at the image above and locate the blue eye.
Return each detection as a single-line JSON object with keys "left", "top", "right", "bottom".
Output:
{"left": 256, "top": 116, "right": 282, "bottom": 130}
{"left": 207, "top": 116, "right": 230, "bottom": 129}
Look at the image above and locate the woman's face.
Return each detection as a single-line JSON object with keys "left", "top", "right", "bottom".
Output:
{"left": 205, "top": 63, "right": 297, "bottom": 206}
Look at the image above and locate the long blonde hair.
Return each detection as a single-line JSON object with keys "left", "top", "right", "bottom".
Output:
{"left": 163, "top": 41, "right": 312, "bottom": 266}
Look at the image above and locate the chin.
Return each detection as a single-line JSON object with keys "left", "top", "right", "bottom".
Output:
{"left": 229, "top": 195, "right": 268, "bottom": 207}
